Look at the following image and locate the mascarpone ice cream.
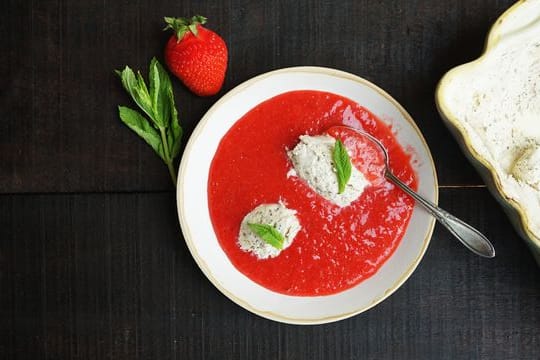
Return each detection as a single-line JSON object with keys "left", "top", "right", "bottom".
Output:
{"left": 287, "top": 134, "right": 370, "bottom": 207}
{"left": 512, "top": 145, "right": 540, "bottom": 191}
{"left": 238, "top": 203, "right": 301, "bottom": 259}
{"left": 441, "top": 21, "right": 540, "bottom": 237}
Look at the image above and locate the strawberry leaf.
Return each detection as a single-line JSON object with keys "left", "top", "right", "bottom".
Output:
{"left": 188, "top": 24, "right": 198, "bottom": 36}
{"left": 164, "top": 15, "right": 208, "bottom": 40}
{"left": 191, "top": 15, "right": 207, "bottom": 24}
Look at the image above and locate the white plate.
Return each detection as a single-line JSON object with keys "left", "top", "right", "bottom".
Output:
{"left": 177, "top": 67, "right": 437, "bottom": 324}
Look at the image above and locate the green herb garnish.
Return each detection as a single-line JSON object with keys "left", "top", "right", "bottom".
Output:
{"left": 116, "top": 57, "right": 182, "bottom": 186}
{"left": 333, "top": 139, "right": 352, "bottom": 194}
{"left": 247, "top": 223, "right": 285, "bottom": 250}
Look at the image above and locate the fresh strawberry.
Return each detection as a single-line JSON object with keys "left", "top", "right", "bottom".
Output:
{"left": 163, "top": 15, "right": 228, "bottom": 97}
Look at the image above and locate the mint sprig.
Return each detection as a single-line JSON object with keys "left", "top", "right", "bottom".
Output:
{"left": 247, "top": 223, "right": 285, "bottom": 250}
{"left": 116, "top": 58, "right": 183, "bottom": 185}
{"left": 333, "top": 139, "right": 352, "bottom": 194}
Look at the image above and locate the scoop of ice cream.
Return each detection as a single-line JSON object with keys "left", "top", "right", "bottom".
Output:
{"left": 238, "top": 203, "right": 301, "bottom": 259}
{"left": 512, "top": 145, "right": 540, "bottom": 190}
{"left": 287, "top": 134, "right": 370, "bottom": 207}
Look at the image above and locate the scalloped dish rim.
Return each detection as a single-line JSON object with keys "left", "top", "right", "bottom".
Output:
{"left": 435, "top": 0, "right": 540, "bottom": 257}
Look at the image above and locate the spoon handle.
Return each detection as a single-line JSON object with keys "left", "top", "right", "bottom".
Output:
{"left": 385, "top": 171, "right": 495, "bottom": 258}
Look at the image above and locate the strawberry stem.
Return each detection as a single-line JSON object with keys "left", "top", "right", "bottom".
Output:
{"left": 163, "top": 15, "right": 207, "bottom": 42}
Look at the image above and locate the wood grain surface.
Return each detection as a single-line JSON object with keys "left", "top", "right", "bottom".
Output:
{"left": 1, "top": 189, "right": 539, "bottom": 359}
{"left": 1, "top": 1, "right": 539, "bottom": 359}
{"left": 0, "top": 0, "right": 517, "bottom": 193}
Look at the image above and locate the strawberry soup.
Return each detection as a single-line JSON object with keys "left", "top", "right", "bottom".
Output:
{"left": 208, "top": 90, "right": 417, "bottom": 296}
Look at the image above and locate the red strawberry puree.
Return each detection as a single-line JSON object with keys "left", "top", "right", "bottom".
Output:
{"left": 208, "top": 90, "right": 417, "bottom": 296}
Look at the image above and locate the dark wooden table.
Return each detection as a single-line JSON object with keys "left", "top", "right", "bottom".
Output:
{"left": 2, "top": 1, "right": 539, "bottom": 359}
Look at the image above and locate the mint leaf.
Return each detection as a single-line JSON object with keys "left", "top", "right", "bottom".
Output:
{"left": 118, "top": 106, "right": 165, "bottom": 161}
{"left": 165, "top": 65, "right": 183, "bottom": 159}
{"left": 167, "top": 85, "right": 183, "bottom": 159}
{"left": 148, "top": 57, "right": 171, "bottom": 129}
{"left": 136, "top": 71, "right": 151, "bottom": 106}
{"left": 333, "top": 139, "right": 352, "bottom": 194}
{"left": 117, "top": 66, "right": 154, "bottom": 122}
{"left": 247, "top": 223, "right": 285, "bottom": 250}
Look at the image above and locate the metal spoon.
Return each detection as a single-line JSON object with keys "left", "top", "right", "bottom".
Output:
{"left": 331, "top": 125, "right": 495, "bottom": 258}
